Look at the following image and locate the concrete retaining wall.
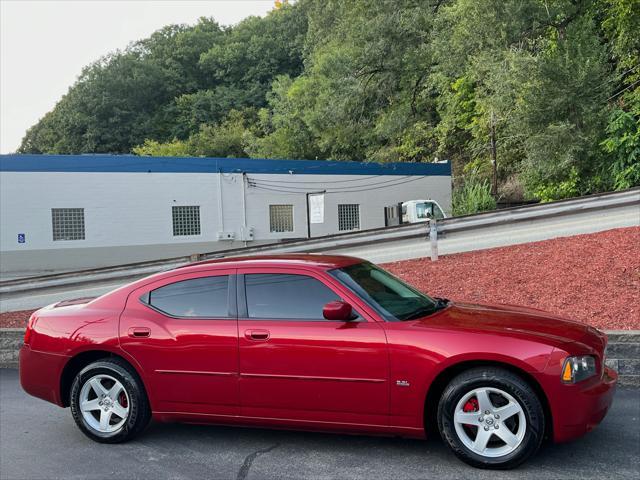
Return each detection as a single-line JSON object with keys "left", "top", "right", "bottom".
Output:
{"left": 0, "top": 328, "right": 22, "bottom": 369}
{"left": 2, "top": 328, "right": 638, "bottom": 386}
{"left": 604, "top": 331, "right": 640, "bottom": 387}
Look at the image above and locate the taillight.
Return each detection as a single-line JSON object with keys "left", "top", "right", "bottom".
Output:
{"left": 24, "top": 314, "right": 38, "bottom": 344}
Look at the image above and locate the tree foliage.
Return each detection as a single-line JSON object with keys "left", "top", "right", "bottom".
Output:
{"left": 19, "top": 0, "right": 640, "bottom": 201}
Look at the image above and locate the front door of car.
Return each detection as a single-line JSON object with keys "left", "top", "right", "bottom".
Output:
{"left": 236, "top": 267, "right": 389, "bottom": 427}
{"left": 119, "top": 268, "right": 238, "bottom": 416}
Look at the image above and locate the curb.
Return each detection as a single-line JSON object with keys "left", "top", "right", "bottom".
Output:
{"left": 2, "top": 328, "right": 639, "bottom": 386}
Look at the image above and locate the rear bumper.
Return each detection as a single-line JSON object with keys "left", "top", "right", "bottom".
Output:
{"left": 19, "top": 345, "right": 69, "bottom": 407}
{"left": 551, "top": 366, "right": 617, "bottom": 443}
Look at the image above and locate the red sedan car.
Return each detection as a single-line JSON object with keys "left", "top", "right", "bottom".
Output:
{"left": 20, "top": 255, "right": 616, "bottom": 469}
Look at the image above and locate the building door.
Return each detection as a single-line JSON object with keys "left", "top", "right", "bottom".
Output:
{"left": 384, "top": 203, "right": 403, "bottom": 227}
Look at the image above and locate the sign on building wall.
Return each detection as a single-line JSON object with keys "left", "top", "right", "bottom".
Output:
{"left": 17, "top": 233, "right": 25, "bottom": 244}
{"left": 309, "top": 193, "right": 325, "bottom": 223}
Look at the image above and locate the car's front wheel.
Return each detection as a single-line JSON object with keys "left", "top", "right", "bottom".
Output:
{"left": 437, "top": 367, "right": 545, "bottom": 469}
{"left": 70, "top": 358, "right": 151, "bottom": 443}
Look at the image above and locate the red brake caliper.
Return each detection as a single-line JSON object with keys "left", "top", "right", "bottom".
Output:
{"left": 463, "top": 397, "right": 479, "bottom": 412}
{"left": 119, "top": 391, "right": 128, "bottom": 408}
{"left": 462, "top": 397, "right": 479, "bottom": 435}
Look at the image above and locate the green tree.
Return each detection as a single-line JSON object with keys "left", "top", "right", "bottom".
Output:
{"left": 432, "top": 0, "right": 622, "bottom": 199}
{"left": 252, "top": 0, "right": 442, "bottom": 162}
{"left": 19, "top": 5, "right": 307, "bottom": 154}
{"left": 18, "top": 0, "right": 638, "bottom": 202}
{"left": 601, "top": 108, "right": 640, "bottom": 189}
{"left": 134, "top": 109, "right": 259, "bottom": 158}
{"left": 172, "top": 3, "right": 308, "bottom": 140}
{"left": 600, "top": 0, "right": 640, "bottom": 190}
{"left": 132, "top": 138, "right": 191, "bottom": 157}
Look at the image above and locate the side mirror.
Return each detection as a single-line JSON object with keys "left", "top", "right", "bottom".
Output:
{"left": 323, "top": 301, "right": 355, "bottom": 321}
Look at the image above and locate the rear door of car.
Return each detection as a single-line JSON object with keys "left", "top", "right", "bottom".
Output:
{"left": 236, "top": 266, "right": 390, "bottom": 427}
{"left": 119, "top": 268, "right": 238, "bottom": 416}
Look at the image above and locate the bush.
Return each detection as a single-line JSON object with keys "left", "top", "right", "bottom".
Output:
{"left": 452, "top": 177, "right": 497, "bottom": 216}
{"left": 533, "top": 167, "right": 581, "bottom": 203}
{"left": 601, "top": 109, "right": 640, "bottom": 191}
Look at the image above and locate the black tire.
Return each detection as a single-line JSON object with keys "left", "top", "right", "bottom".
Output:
{"left": 437, "top": 367, "right": 545, "bottom": 469}
{"left": 70, "top": 358, "right": 151, "bottom": 443}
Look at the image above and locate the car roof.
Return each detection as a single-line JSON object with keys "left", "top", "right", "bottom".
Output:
{"left": 176, "top": 253, "right": 365, "bottom": 272}
{"left": 403, "top": 199, "right": 436, "bottom": 204}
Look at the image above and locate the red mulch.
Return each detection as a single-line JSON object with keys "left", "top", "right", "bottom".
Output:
{"left": 383, "top": 226, "right": 640, "bottom": 330}
{"left": 1, "top": 227, "right": 638, "bottom": 330}
{"left": 1, "top": 309, "right": 35, "bottom": 329}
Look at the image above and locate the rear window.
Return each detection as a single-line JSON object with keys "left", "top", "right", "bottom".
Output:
{"left": 147, "top": 276, "right": 229, "bottom": 318}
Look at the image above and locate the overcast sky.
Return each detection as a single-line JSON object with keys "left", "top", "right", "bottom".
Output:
{"left": 0, "top": 0, "right": 274, "bottom": 154}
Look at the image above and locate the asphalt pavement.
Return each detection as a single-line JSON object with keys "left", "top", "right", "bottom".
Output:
{"left": 1, "top": 369, "right": 638, "bottom": 480}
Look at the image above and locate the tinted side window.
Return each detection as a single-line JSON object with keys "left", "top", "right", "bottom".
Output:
{"left": 245, "top": 274, "right": 339, "bottom": 320}
{"left": 148, "top": 276, "right": 229, "bottom": 317}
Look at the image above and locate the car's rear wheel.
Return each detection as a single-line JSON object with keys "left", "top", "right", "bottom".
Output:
{"left": 70, "top": 358, "right": 151, "bottom": 443}
{"left": 437, "top": 367, "right": 544, "bottom": 469}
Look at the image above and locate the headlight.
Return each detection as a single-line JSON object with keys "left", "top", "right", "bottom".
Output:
{"left": 561, "top": 355, "right": 597, "bottom": 383}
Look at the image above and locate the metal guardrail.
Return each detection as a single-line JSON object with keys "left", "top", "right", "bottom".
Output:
{"left": 1, "top": 188, "right": 638, "bottom": 295}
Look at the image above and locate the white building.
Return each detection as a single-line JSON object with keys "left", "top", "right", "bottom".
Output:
{"left": 0, "top": 154, "right": 451, "bottom": 274}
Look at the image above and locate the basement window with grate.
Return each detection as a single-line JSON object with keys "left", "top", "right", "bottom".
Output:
{"left": 52, "top": 208, "right": 85, "bottom": 241}
{"left": 172, "top": 206, "right": 201, "bottom": 236}
{"left": 269, "top": 205, "right": 294, "bottom": 233}
{"left": 338, "top": 204, "right": 360, "bottom": 231}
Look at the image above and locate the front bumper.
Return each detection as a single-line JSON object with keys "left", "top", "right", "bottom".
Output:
{"left": 550, "top": 366, "right": 617, "bottom": 443}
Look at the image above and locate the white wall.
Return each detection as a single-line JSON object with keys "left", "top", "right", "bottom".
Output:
{"left": 0, "top": 170, "right": 451, "bottom": 273}
{"left": 244, "top": 173, "right": 451, "bottom": 239}
{"left": 0, "top": 172, "right": 220, "bottom": 251}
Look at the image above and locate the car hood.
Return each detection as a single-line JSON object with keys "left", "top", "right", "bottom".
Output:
{"left": 422, "top": 302, "right": 606, "bottom": 352}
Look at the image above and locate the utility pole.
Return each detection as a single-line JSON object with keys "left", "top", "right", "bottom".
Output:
{"left": 429, "top": 217, "right": 438, "bottom": 262}
{"left": 490, "top": 109, "right": 498, "bottom": 197}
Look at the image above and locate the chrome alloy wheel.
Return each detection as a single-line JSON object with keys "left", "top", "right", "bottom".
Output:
{"left": 453, "top": 387, "right": 526, "bottom": 458}
{"left": 79, "top": 374, "right": 130, "bottom": 434}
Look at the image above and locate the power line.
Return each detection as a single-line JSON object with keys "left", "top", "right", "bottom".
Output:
{"left": 330, "top": 176, "right": 432, "bottom": 193}
{"left": 245, "top": 174, "right": 382, "bottom": 184}
{"left": 247, "top": 175, "right": 417, "bottom": 192}
{"left": 248, "top": 175, "right": 430, "bottom": 194}
{"left": 592, "top": 65, "right": 639, "bottom": 92}
{"left": 608, "top": 78, "right": 640, "bottom": 102}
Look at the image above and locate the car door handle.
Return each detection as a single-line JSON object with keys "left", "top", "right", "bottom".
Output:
{"left": 128, "top": 327, "right": 151, "bottom": 338}
{"left": 245, "top": 329, "right": 270, "bottom": 341}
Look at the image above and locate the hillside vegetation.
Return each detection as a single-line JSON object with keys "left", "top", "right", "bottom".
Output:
{"left": 19, "top": 0, "right": 639, "bottom": 202}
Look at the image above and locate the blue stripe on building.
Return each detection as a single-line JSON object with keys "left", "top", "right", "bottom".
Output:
{"left": 0, "top": 154, "right": 451, "bottom": 176}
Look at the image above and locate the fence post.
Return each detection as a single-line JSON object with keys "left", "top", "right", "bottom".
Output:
{"left": 430, "top": 217, "right": 438, "bottom": 261}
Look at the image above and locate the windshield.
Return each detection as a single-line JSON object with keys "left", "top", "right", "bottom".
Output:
{"left": 415, "top": 202, "right": 432, "bottom": 219}
{"left": 416, "top": 202, "right": 445, "bottom": 220}
{"left": 329, "top": 262, "right": 442, "bottom": 321}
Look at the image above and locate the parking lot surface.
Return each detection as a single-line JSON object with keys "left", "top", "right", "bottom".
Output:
{"left": 1, "top": 369, "right": 638, "bottom": 480}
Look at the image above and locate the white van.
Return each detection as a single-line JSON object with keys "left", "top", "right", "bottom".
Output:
{"left": 401, "top": 199, "right": 447, "bottom": 224}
